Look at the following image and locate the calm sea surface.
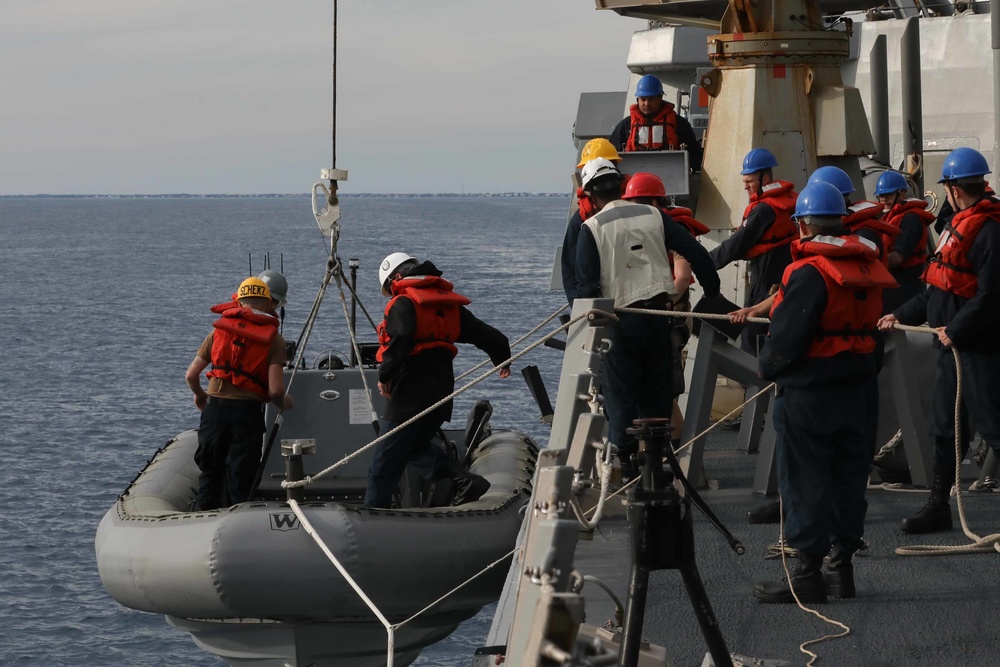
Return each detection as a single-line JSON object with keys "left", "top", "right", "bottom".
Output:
{"left": 0, "top": 196, "right": 569, "bottom": 666}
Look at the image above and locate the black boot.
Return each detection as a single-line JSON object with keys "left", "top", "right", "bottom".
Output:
{"left": 450, "top": 466, "right": 490, "bottom": 506}
{"left": 824, "top": 544, "right": 856, "bottom": 599}
{"left": 753, "top": 551, "right": 827, "bottom": 604}
{"left": 746, "top": 499, "right": 781, "bottom": 524}
{"left": 900, "top": 464, "right": 954, "bottom": 533}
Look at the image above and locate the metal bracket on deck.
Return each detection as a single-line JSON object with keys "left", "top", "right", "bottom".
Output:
{"left": 677, "top": 324, "right": 776, "bottom": 491}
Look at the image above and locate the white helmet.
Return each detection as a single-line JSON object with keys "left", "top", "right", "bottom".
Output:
{"left": 580, "top": 157, "right": 621, "bottom": 190}
{"left": 379, "top": 252, "right": 416, "bottom": 296}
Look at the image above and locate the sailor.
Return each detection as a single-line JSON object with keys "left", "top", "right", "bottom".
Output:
{"left": 609, "top": 74, "right": 703, "bottom": 168}
{"left": 753, "top": 182, "right": 896, "bottom": 604}
{"left": 621, "top": 171, "right": 709, "bottom": 442}
{"left": 563, "top": 142, "right": 629, "bottom": 303}
{"left": 368, "top": 253, "right": 512, "bottom": 509}
{"left": 878, "top": 147, "right": 1000, "bottom": 533}
{"left": 575, "top": 159, "right": 721, "bottom": 476}
{"left": 731, "top": 165, "right": 891, "bottom": 526}
{"left": 710, "top": 148, "right": 797, "bottom": 357}
{"left": 185, "top": 276, "right": 293, "bottom": 510}
{"left": 873, "top": 170, "right": 935, "bottom": 313}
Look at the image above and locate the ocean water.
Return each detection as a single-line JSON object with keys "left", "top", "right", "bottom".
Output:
{"left": 0, "top": 196, "right": 570, "bottom": 666}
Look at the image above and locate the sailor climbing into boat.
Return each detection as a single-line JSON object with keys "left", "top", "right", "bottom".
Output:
{"left": 874, "top": 170, "right": 936, "bottom": 313}
{"left": 185, "top": 276, "right": 294, "bottom": 511}
{"left": 367, "top": 253, "right": 512, "bottom": 508}
{"left": 574, "top": 158, "right": 720, "bottom": 478}
{"left": 878, "top": 147, "right": 1000, "bottom": 534}
{"left": 753, "top": 182, "right": 896, "bottom": 604}
{"left": 609, "top": 74, "right": 703, "bottom": 168}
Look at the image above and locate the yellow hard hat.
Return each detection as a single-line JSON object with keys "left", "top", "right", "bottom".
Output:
{"left": 237, "top": 276, "right": 271, "bottom": 301}
{"left": 577, "top": 138, "right": 622, "bottom": 169}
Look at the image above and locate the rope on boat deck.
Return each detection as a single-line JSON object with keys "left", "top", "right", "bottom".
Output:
{"left": 281, "top": 307, "right": 617, "bottom": 489}
{"left": 289, "top": 494, "right": 518, "bottom": 667}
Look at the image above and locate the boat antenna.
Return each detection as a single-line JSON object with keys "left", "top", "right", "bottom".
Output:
{"left": 248, "top": 253, "right": 252, "bottom": 276}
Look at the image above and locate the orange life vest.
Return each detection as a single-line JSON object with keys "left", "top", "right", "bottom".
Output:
{"left": 770, "top": 234, "right": 897, "bottom": 358}
{"left": 576, "top": 174, "right": 632, "bottom": 221}
{"left": 376, "top": 276, "right": 471, "bottom": 362}
{"left": 665, "top": 206, "right": 710, "bottom": 237}
{"left": 881, "top": 199, "right": 935, "bottom": 269}
{"left": 741, "top": 181, "right": 798, "bottom": 259}
{"left": 922, "top": 197, "right": 1000, "bottom": 298}
{"left": 843, "top": 201, "right": 899, "bottom": 264}
{"left": 206, "top": 307, "right": 279, "bottom": 400}
{"left": 625, "top": 103, "right": 680, "bottom": 152}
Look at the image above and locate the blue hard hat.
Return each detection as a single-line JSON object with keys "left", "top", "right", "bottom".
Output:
{"left": 741, "top": 148, "right": 779, "bottom": 175}
{"left": 808, "top": 166, "right": 855, "bottom": 196}
{"left": 635, "top": 75, "right": 664, "bottom": 98}
{"left": 939, "top": 147, "right": 991, "bottom": 183}
{"left": 792, "top": 182, "right": 848, "bottom": 219}
{"left": 873, "top": 170, "right": 909, "bottom": 196}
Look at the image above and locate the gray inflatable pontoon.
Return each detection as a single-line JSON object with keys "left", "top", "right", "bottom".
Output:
{"left": 96, "top": 368, "right": 538, "bottom": 666}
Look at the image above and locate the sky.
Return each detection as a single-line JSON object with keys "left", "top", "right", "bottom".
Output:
{"left": 1, "top": 1, "right": 645, "bottom": 195}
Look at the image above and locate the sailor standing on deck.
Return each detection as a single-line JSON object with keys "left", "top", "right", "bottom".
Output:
{"left": 710, "top": 148, "right": 798, "bottom": 357}
{"left": 367, "top": 253, "right": 512, "bottom": 509}
{"left": 752, "top": 182, "right": 897, "bottom": 604}
{"left": 185, "top": 277, "right": 293, "bottom": 510}
{"left": 873, "top": 170, "right": 936, "bottom": 313}
{"left": 878, "top": 147, "right": 1000, "bottom": 534}
{"left": 574, "top": 159, "right": 721, "bottom": 476}
{"left": 609, "top": 74, "right": 703, "bottom": 169}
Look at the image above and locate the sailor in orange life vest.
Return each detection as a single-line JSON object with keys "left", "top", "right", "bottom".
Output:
{"left": 185, "top": 277, "right": 294, "bottom": 511}
{"left": 728, "top": 166, "right": 901, "bottom": 326}
{"left": 562, "top": 142, "right": 630, "bottom": 303}
{"left": 574, "top": 159, "right": 721, "bottom": 476}
{"left": 729, "top": 165, "right": 896, "bottom": 527}
{"left": 752, "top": 182, "right": 897, "bottom": 604}
{"left": 878, "top": 147, "right": 1000, "bottom": 534}
{"left": 710, "top": 148, "right": 798, "bottom": 356}
{"left": 621, "top": 171, "right": 711, "bottom": 443}
{"left": 367, "top": 253, "right": 512, "bottom": 509}
{"left": 873, "top": 170, "right": 936, "bottom": 313}
{"left": 609, "top": 74, "right": 703, "bottom": 169}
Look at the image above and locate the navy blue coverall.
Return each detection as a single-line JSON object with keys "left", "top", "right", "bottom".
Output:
{"left": 894, "top": 210, "right": 1000, "bottom": 471}
{"left": 759, "top": 249, "right": 880, "bottom": 560}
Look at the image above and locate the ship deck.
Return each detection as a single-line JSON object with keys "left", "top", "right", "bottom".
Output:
{"left": 573, "top": 430, "right": 1000, "bottom": 667}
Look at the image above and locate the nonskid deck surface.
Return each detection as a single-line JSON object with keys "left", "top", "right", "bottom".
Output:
{"left": 574, "top": 430, "right": 999, "bottom": 667}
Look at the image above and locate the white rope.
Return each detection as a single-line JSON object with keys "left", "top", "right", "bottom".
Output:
{"left": 581, "top": 382, "right": 777, "bottom": 518}
{"left": 289, "top": 497, "right": 520, "bottom": 664}
{"left": 391, "top": 547, "right": 518, "bottom": 631}
{"left": 775, "top": 498, "right": 851, "bottom": 666}
{"left": 455, "top": 303, "right": 569, "bottom": 381}
{"left": 894, "top": 344, "right": 1000, "bottom": 556}
{"left": 287, "top": 499, "right": 396, "bottom": 667}
{"left": 569, "top": 450, "right": 614, "bottom": 530}
{"left": 282, "top": 307, "right": 615, "bottom": 489}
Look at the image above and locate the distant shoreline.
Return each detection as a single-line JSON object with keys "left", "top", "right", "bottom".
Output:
{"left": 0, "top": 192, "right": 565, "bottom": 199}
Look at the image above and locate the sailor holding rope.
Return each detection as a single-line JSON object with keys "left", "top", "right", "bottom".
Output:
{"left": 878, "top": 147, "right": 1000, "bottom": 534}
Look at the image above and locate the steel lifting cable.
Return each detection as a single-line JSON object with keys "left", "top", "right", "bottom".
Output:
{"left": 328, "top": 257, "right": 380, "bottom": 433}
